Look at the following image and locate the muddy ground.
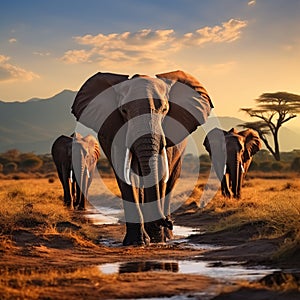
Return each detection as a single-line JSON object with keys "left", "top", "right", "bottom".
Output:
{"left": 1, "top": 201, "right": 300, "bottom": 299}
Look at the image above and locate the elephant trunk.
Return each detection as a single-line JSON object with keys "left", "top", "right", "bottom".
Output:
{"left": 132, "top": 134, "right": 171, "bottom": 228}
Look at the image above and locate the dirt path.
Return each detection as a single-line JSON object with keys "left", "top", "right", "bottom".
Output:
{"left": 1, "top": 202, "right": 300, "bottom": 299}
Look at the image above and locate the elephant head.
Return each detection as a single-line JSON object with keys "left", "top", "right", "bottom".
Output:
{"left": 71, "top": 133, "right": 100, "bottom": 209}
{"left": 71, "top": 70, "right": 213, "bottom": 244}
{"left": 203, "top": 127, "right": 261, "bottom": 199}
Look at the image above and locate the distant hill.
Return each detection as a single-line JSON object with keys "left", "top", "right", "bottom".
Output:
{"left": 0, "top": 91, "right": 300, "bottom": 154}
{"left": 0, "top": 90, "right": 77, "bottom": 153}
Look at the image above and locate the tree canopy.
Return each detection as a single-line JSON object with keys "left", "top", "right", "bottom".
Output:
{"left": 241, "top": 92, "right": 300, "bottom": 161}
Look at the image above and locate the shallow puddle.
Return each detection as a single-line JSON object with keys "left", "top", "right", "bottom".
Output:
{"left": 87, "top": 206, "right": 279, "bottom": 284}
{"left": 98, "top": 259, "right": 279, "bottom": 282}
{"left": 86, "top": 206, "right": 202, "bottom": 240}
{"left": 85, "top": 206, "right": 120, "bottom": 225}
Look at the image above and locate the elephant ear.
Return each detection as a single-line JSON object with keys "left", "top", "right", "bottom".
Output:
{"left": 238, "top": 129, "right": 262, "bottom": 162}
{"left": 71, "top": 72, "right": 129, "bottom": 134}
{"left": 203, "top": 127, "right": 227, "bottom": 181}
{"left": 156, "top": 70, "right": 214, "bottom": 146}
{"left": 83, "top": 135, "right": 101, "bottom": 160}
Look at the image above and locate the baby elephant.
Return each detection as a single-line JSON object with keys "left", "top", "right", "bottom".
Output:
{"left": 203, "top": 128, "right": 262, "bottom": 199}
{"left": 51, "top": 133, "right": 100, "bottom": 209}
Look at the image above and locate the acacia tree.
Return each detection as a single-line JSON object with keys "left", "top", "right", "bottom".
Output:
{"left": 240, "top": 92, "right": 300, "bottom": 161}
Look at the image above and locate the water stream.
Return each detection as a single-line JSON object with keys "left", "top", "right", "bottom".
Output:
{"left": 98, "top": 259, "right": 278, "bottom": 282}
{"left": 85, "top": 205, "right": 280, "bottom": 298}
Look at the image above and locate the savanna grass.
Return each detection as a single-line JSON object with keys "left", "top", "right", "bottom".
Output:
{"left": 0, "top": 179, "right": 99, "bottom": 251}
{"left": 194, "top": 176, "right": 300, "bottom": 261}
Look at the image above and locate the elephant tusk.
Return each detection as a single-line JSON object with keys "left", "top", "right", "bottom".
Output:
{"left": 241, "top": 163, "right": 245, "bottom": 173}
{"left": 70, "top": 170, "right": 73, "bottom": 183}
{"left": 162, "top": 147, "right": 169, "bottom": 183}
{"left": 86, "top": 168, "right": 90, "bottom": 179}
{"left": 124, "top": 148, "right": 132, "bottom": 185}
{"left": 223, "top": 164, "right": 227, "bottom": 175}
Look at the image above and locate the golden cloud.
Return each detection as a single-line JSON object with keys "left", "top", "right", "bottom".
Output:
{"left": 61, "top": 19, "right": 247, "bottom": 69}
{"left": 0, "top": 54, "right": 39, "bottom": 82}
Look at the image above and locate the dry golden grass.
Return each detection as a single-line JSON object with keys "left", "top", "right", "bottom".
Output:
{"left": 0, "top": 176, "right": 300, "bottom": 298}
{"left": 0, "top": 266, "right": 109, "bottom": 299}
{"left": 0, "top": 179, "right": 99, "bottom": 252}
{"left": 0, "top": 179, "right": 69, "bottom": 234}
{"left": 190, "top": 176, "right": 300, "bottom": 261}
{"left": 1, "top": 176, "right": 299, "bottom": 255}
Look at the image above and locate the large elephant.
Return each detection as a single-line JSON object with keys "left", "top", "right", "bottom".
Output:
{"left": 203, "top": 127, "right": 262, "bottom": 199}
{"left": 51, "top": 133, "right": 100, "bottom": 210}
{"left": 71, "top": 70, "right": 213, "bottom": 245}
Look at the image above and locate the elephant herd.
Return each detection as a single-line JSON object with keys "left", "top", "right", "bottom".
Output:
{"left": 51, "top": 70, "right": 261, "bottom": 246}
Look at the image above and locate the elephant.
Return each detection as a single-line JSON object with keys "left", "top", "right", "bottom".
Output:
{"left": 203, "top": 127, "right": 262, "bottom": 199}
{"left": 51, "top": 133, "right": 100, "bottom": 210}
{"left": 71, "top": 70, "right": 213, "bottom": 245}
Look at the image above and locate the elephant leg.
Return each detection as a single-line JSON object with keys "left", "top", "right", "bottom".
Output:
{"left": 144, "top": 154, "right": 180, "bottom": 243}
{"left": 74, "top": 181, "right": 81, "bottom": 208}
{"left": 77, "top": 174, "right": 88, "bottom": 210}
{"left": 235, "top": 167, "right": 244, "bottom": 199}
{"left": 161, "top": 157, "right": 183, "bottom": 241}
{"left": 61, "top": 165, "right": 74, "bottom": 209}
{"left": 221, "top": 174, "right": 231, "bottom": 198}
{"left": 118, "top": 178, "right": 149, "bottom": 246}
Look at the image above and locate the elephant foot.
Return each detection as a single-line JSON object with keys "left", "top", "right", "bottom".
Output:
{"left": 76, "top": 205, "right": 86, "bottom": 211}
{"left": 164, "top": 227, "right": 174, "bottom": 241}
{"left": 221, "top": 190, "right": 231, "bottom": 198}
{"left": 144, "top": 221, "right": 164, "bottom": 243}
{"left": 123, "top": 235, "right": 145, "bottom": 246}
{"left": 123, "top": 223, "right": 149, "bottom": 246}
{"left": 64, "top": 202, "right": 74, "bottom": 210}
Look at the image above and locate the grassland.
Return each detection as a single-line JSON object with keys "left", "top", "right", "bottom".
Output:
{"left": 0, "top": 174, "right": 299, "bottom": 299}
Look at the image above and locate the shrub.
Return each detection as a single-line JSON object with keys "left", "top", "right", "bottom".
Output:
{"left": 19, "top": 156, "right": 43, "bottom": 172}
{"left": 258, "top": 161, "right": 272, "bottom": 172}
{"left": 4, "top": 162, "right": 18, "bottom": 174}
{"left": 271, "top": 162, "right": 284, "bottom": 171}
{"left": 248, "top": 160, "right": 259, "bottom": 171}
{"left": 291, "top": 157, "right": 300, "bottom": 172}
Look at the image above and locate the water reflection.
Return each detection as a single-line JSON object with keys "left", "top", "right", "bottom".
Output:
{"left": 119, "top": 261, "right": 179, "bottom": 274}
{"left": 99, "top": 260, "right": 279, "bottom": 281}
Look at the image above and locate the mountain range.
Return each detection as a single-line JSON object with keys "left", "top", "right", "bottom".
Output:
{"left": 1, "top": 90, "right": 300, "bottom": 154}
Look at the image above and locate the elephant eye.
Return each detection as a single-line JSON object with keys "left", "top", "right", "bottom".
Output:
{"left": 120, "top": 107, "right": 127, "bottom": 116}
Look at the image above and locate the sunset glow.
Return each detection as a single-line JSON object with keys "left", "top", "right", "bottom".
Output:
{"left": 1, "top": 0, "right": 300, "bottom": 127}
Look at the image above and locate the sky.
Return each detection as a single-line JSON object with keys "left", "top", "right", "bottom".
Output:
{"left": 1, "top": 0, "right": 300, "bottom": 128}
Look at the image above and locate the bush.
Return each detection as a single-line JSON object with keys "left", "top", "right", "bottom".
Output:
{"left": 291, "top": 157, "right": 300, "bottom": 172}
{"left": 258, "top": 161, "right": 272, "bottom": 172}
{"left": 271, "top": 162, "right": 284, "bottom": 171}
{"left": 248, "top": 160, "right": 259, "bottom": 171}
{"left": 19, "top": 157, "right": 43, "bottom": 171}
{"left": 4, "top": 162, "right": 18, "bottom": 174}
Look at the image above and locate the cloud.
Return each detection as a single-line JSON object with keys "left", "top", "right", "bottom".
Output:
{"left": 61, "top": 49, "right": 93, "bottom": 64}
{"left": 183, "top": 19, "right": 248, "bottom": 45}
{"left": 33, "top": 51, "right": 51, "bottom": 57}
{"left": 61, "top": 19, "right": 247, "bottom": 69}
{"left": 9, "top": 38, "right": 17, "bottom": 43}
{"left": 0, "top": 54, "right": 40, "bottom": 82}
{"left": 248, "top": 0, "right": 256, "bottom": 6}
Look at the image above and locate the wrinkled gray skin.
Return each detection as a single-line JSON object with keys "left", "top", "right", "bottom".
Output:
{"left": 51, "top": 133, "right": 100, "bottom": 210}
{"left": 204, "top": 128, "right": 262, "bottom": 199}
{"left": 71, "top": 70, "right": 213, "bottom": 246}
